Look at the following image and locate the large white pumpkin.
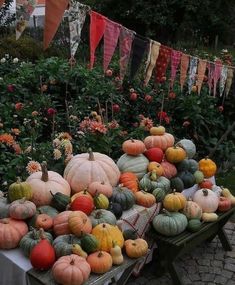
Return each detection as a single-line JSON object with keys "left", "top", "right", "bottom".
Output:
{"left": 193, "top": 188, "right": 219, "bottom": 213}
{"left": 64, "top": 151, "right": 120, "bottom": 193}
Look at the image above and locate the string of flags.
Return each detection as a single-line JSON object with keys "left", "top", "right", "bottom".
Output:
{"left": 1, "top": 0, "right": 235, "bottom": 98}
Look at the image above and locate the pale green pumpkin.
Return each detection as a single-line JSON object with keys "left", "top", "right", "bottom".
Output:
{"left": 53, "top": 234, "right": 81, "bottom": 258}
{"left": 89, "top": 209, "right": 117, "bottom": 227}
{"left": 151, "top": 176, "right": 171, "bottom": 194}
{"left": 8, "top": 178, "right": 33, "bottom": 202}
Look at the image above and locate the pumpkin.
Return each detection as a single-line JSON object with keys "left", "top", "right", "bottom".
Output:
{"left": 108, "top": 202, "right": 123, "bottom": 219}
{"left": 182, "top": 200, "right": 202, "bottom": 219}
{"left": 70, "top": 195, "right": 94, "bottom": 215}
{"left": 52, "top": 254, "right": 91, "bottom": 285}
{"left": 170, "top": 177, "right": 184, "bottom": 193}
{"left": 26, "top": 161, "right": 71, "bottom": 206}
{"left": 92, "top": 223, "right": 124, "bottom": 252}
{"left": 194, "top": 170, "right": 205, "bottom": 184}
{"left": 144, "top": 132, "right": 175, "bottom": 151}
{"left": 152, "top": 188, "right": 166, "bottom": 202}
{"left": 119, "top": 172, "right": 139, "bottom": 193}
{"left": 125, "top": 238, "right": 148, "bottom": 258}
{"left": 147, "top": 162, "right": 164, "bottom": 176}
{"left": 193, "top": 189, "right": 219, "bottom": 213}
{"left": 68, "top": 211, "right": 92, "bottom": 237}
{"left": 176, "top": 159, "right": 190, "bottom": 172}
{"left": 198, "top": 157, "right": 217, "bottom": 178}
{"left": 53, "top": 234, "right": 81, "bottom": 258}
{"left": 122, "top": 229, "right": 138, "bottom": 240}
{"left": 152, "top": 210, "right": 188, "bottom": 236}
{"left": 188, "top": 159, "right": 199, "bottom": 174}
{"left": 201, "top": 212, "right": 218, "bottom": 222}
{"left": 110, "top": 243, "right": 124, "bottom": 265}
{"left": 8, "top": 177, "right": 32, "bottom": 202}
{"left": 64, "top": 150, "right": 120, "bottom": 193}
{"left": 218, "top": 197, "right": 231, "bottom": 212}
{"left": 221, "top": 187, "right": 235, "bottom": 206}
{"left": 144, "top": 147, "right": 164, "bottom": 163}
{"left": 87, "top": 251, "right": 112, "bottom": 274}
{"left": 178, "top": 171, "right": 196, "bottom": 189}
{"left": 176, "top": 139, "right": 196, "bottom": 159}
{"left": 0, "top": 194, "right": 9, "bottom": 219}
{"left": 72, "top": 244, "right": 88, "bottom": 258}
{"left": 165, "top": 146, "right": 187, "bottom": 163}
{"left": 88, "top": 181, "right": 113, "bottom": 198}
{"left": 20, "top": 228, "right": 53, "bottom": 257}
{"left": 187, "top": 219, "right": 202, "bottom": 232}
{"left": 134, "top": 191, "right": 156, "bottom": 208}
{"left": 139, "top": 174, "right": 154, "bottom": 192}
{"left": 53, "top": 211, "right": 73, "bottom": 236}
{"left": 80, "top": 233, "right": 99, "bottom": 254}
{"left": 150, "top": 126, "right": 165, "bottom": 135}
{"left": 50, "top": 191, "right": 70, "bottom": 212}
{"left": 71, "top": 190, "right": 93, "bottom": 202}
{"left": 199, "top": 179, "right": 213, "bottom": 189}
{"left": 35, "top": 214, "right": 53, "bottom": 230}
{"left": 151, "top": 176, "right": 171, "bottom": 194}
{"left": 163, "top": 191, "right": 186, "bottom": 212}
{"left": 111, "top": 185, "right": 135, "bottom": 210}
{"left": 28, "top": 205, "right": 58, "bottom": 229}
{"left": 117, "top": 153, "right": 149, "bottom": 179}
{"left": 160, "top": 161, "right": 177, "bottom": 179}
{"left": 122, "top": 139, "right": 145, "bottom": 155}
{"left": 9, "top": 198, "right": 36, "bottom": 220}
{"left": 89, "top": 209, "right": 117, "bottom": 227}
{"left": 0, "top": 218, "right": 28, "bottom": 249}
{"left": 94, "top": 193, "right": 109, "bottom": 209}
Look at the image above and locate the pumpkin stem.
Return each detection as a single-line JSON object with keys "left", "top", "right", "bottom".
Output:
{"left": 50, "top": 191, "right": 55, "bottom": 197}
{"left": 16, "top": 177, "right": 22, "bottom": 183}
{"left": 173, "top": 189, "right": 176, "bottom": 194}
{"left": 102, "top": 223, "right": 106, "bottom": 228}
{"left": 70, "top": 259, "right": 75, "bottom": 265}
{"left": 0, "top": 219, "right": 9, "bottom": 224}
{"left": 98, "top": 251, "right": 103, "bottom": 257}
{"left": 132, "top": 242, "right": 137, "bottom": 246}
{"left": 88, "top": 149, "right": 95, "bottom": 161}
{"left": 19, "top": 197, "right": 27, "bottom": 203}
{"left": 162, "top": 208, "right": 172, "bottom": 217}
{"left": 130, "top": 138, "right": 135, "bottom": 142}
{"left": 39, "top": 228, "right": 45, "bottom": 240}
{"left": 41, "top": 161, "right": 49, "bottom": 182}
{"left": 202, "top": 189, "right": 209, "bottom": 196}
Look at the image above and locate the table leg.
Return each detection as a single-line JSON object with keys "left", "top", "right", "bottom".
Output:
{"left": 167, "top": 261, "right": 182, "bottom": 285}
{"left": 116, "top": 262, "right": 137, "bottom": 285}
{"left": 218, "top": 228, "right": 232, "bottom": 251}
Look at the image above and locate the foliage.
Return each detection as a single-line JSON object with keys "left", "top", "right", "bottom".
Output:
{"left": 0, "top": 0, "right": 15, "bottom": 35}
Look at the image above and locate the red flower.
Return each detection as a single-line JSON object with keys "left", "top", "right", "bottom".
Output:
{"left": 15, "top": 102, "right": 23, "bottom": 111}
{"left": 7, "top": 84, "right": 14, "bottom": 93}
{"left": 157, "top": 111, "right": 168, "bottom": 120}
{"left": 47, "top": 108, "right": 56, "bottom": 116}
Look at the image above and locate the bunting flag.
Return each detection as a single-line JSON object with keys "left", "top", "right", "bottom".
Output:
{"left": 89, "top": 11, "right": 106, "bottom": 69}
{"left": 155, "top": 45, "right": 172, "bottom": 83}
{"left": 170, "top": 50, "right": 182, "bottom": 88}
{"left": 144, "top": 40, "right": 161, "bottom": 86}
{"left": 129, "top": 35, "right": 149, "bottom": 80}
{"left": 0, "top": 0, "right": 5, "bottom": 8}
{"left": 196, "top": 59, "right": 207, "bottom": 94}
{"left": 207, "top": 62, "right": 215, "bottom": 95}
{"left": 213, "top": 59, "right": 222, "bottom": 97}
{"left": 44, "top": 0, "right": 69, "bottom": 50}
{"left": 180, "top": 53, "right": 190, "bottom": 91}
{"left": 225, "top": 68, "right": 234, "bottom": 97}
{"left": 103, "top": 19, "right": 120, "bottom": 72}
{"left": 16, "top": 0, "right": 37, "bottom": 40}
{"left": 220, "top": 66, "right": 228, "bottom": 97}
{"left": 188, "top": 57, "right": 198, "bottom": 94}
{"left": 119, "top": 27, "right": 135, "bottom": 82}
{"left": 66, "top": 1, "right": 90, "bottom": 58}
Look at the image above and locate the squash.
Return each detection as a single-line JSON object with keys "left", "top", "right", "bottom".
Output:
{"left": 150, "top": 126, "right": 165, "bottom": 135}
{"left": 117, "top": 153, "right": 149, "bottom": 179}
{"left": 163, "top": 190, "right": 186, "bottom": 212}
{"left": 52, "top": 254, "right": 91, "bottom": 285}
{"left": 194, "top": 170, "right": 204, "bottom": 184}
{"left": 152, "top": 188, "right": 166, "bottom": 202}
{"left": 89, "top": 209, "right": 117, "bottom": 227}
{"left": 53, "top": 234, "right": 81, "bottom": 258}
{"left": 124, "top": 238, "right": 148, "bottom": 258}
{"left": 151, "top": 176, "right": 171, "bottom": 194}
{"left": 176, "top": 159, "right": 190, "bottom": 172}
{"left": 176, "top": 139, "right": 196, "bottom": 159}
{"left": 221, "top": 187, "right": 235, "bottom": 206}
{"left": 198, "top": 157, "right": 217, "bottom": 178}
{"left": 87, "top": 251, "right": 112, "bottom": 274}
{"left": 218, "top": 197, "right": 231, "bottom": 212}
{"left": 111, "top": 185, "right": 135, "bottom": 210}
{"left": 70, "top": 195, "right": 94, "bottom": 215}
{"left": 35, "top": 213, "right": 53, "bottom": 230}
{"left": 201, "top": 212, "right": 218, "bottom": 222}
{"left": 165, "top": 146, "right": 187, "bottom": 163}
{"left": 187, "top": 219, "right": 202, "bottom": 232}
{"left": 9, "top": 198, "right": 36, "bottom": 220}
{"left": 53, "top": 211, "right": 73, "bottom": 236}
{"left": 27, "top": 205, "right": 58, "bottom": 229}
{"left": 27, "top": 161, "right": 71, "bottom": 206}
{"left": 139, "top": 174, "right": 154, "bottom": 192}
{"left": 170, "top": 177, "right": 184, "bottom": 193}
{"left": 68, "top": 211, "right": 92, "bottom": 237}
{"left": 8, "top": 177, "right": 32, "bottom": 202}
{"left": 144, "top": 132, "right": 175, "bottom": 151}
{"left": 144, "top": 147, "right": 164, "bottom": 163}
{"left": 93, "top": 193, "right": 109, "bottom": 210}
{"left": 182, "top": 200, "right": 202, "bottom": 220}
{"left": 80, "top": 233, "right": 99, "bottom": 254}
{"left": 50, "top": 191, "right": 70, "bottom": 212}
{"left": 71, "top": 189, "right": 93, "bottom": 202}
{"left": 122, "top": 139, "right": 145, "bottom": 156}
{"left": 160, "top": 161, "right": 177, "bottom": 179}
{"left": 122, "top": 229, "right": 138, "bottom": 240}
{"left": 193, "top": 189, "right": 219, "bottom": 213}
{"left": 147, "top": 162, "right": 164, "bottom": 176}
{"left": 178, "top": 171, "right": 196, "bottom": 189}
{"left": 188, "top": 159, "right": 199, "bottom": 174}
{"left": 64, "top": 150, "right": 120, "bottom": 193}
{"left": 119, "top": 172, "right": 139, "bottom": 193}
{"left": 72, "top": 244, "right": 88, "bottom": 258}
{"left": 134, "top": 191, "right": 156, "bottom": 208}
{"left": 199, "top": 179, "right": 213, "bottom": 189}
{"left": 108, "top": 202, "right": 123, "bottom": 219}
{"left": 110, "top": 243, "right": 124, "bottom": 265}
{"left": 88, "top": 181, "right": 113, "bottom": 198}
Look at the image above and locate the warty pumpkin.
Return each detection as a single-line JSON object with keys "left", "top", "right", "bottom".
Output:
{"left": 198, "top": 157, "right": 217, "bottom": 178}
{"left": 8, "top": 177, "right": 32, "bottom": 202}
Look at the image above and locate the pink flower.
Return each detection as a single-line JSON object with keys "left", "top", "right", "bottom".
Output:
{"left": 7, "top": 84, "right": 14, "bottom": 93}
{"left": 90, "top": 121, "right": 107, "bottom": 134}
{"left": 183, "top": 121, "right": 190, "bottom": 127}
{"left": 139, "top": 116, "right": 154, "bottom": 131}
{"left": 47, "top": 108, "right": 56, "bottom": 116}
{"left": 15, "top": 102, "right": 23, "bottom": 111}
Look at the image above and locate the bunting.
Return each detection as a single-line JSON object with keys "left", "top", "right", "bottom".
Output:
{"left": 188, "top": 57, "right": 198, "bottom": 94}
{"left": 155, "top": 45, "right": 172, "bottom": 83}
{"left": 103, "top": 19, "right": 120, "bottom": 72}
{"left": 196, "top": 59, "right": 207, "bottom": 94}
{"left": 89, "top": 11, "right": 106, "bottom": 69}
{"left": 170, "top": 50, "right": 182, "bottom": 89}
{"left": 207, "top": 62, "right": 215, "bottom": 95}
{"left": 119, "top": 27, "right": 135, "bottom": 82}
{"left": 0, "top": 0, "right": 5, "bottom": 8}
{"left": 180, "top": 54, "right": 190, "bottom": 91}
{"left": 220, "top": 66, "right": 228, "bottom": 97}
{"left": 225, "top": 68, "right": 234, "bottom": 97}
{"left": 213, "top": 59, "right": 222, "bottom": 97}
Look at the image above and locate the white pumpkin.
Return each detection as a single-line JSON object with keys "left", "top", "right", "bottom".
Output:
{"left": 193, "top": 188, "right": 219, "bottom": 213}
{"left": 176, "top": 139, "right": 196, "bottom": 159}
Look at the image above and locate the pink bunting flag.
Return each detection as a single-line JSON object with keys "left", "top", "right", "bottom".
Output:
{"left": 89, "top": 11, "right": 106, "bottom": 69}
{"left": 180, "top": 53, "right": 190, "bottom": 91}
{"left": 103, "top": 18, "right": 120, "bottom": 72}
{"left": 213, "top": 59, "right": 222, "bottom": 97}
{"left": 170, "top": 50, "right": 182, "bottom": 88}
{"left": 196, "top": 59, "right": 207, "bottom": 94}
{"left": 0, "top": 0, "right": 5, "bottom": 8}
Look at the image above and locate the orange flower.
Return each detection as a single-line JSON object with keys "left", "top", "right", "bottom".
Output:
{"left": 0, "top": 133, "right": 15, "bottom": 146}
{"left": 26, "top": 161, "right": 41, "bottom": 174}
{"left": 90, "top": 121, "right": 107, "bottom": 134}
{"left": 11, "top": 128, "right": 20, "bottom": 136}
{"left": 12, "top": 143, "right": 22, "bottom": 154}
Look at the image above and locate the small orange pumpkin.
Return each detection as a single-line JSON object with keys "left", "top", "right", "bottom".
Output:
{"left": 199, "top": 179, "right": 213, "bottom": 189}
{"left": 122, "top": 139, "right": 146, "bottom": 156}
{"left": 35, "top": 214, "right": 53, "bottom": 230}
{"left": 119, "top": 172, "right": 139, "bottom": 193}
{"left": 163, "top": 190, "right": 187, "bottom": 211}
{"left": 135, "top": 191, "right": 156, "bottom": 208}
{"left": 150, "top": 126, "right": 165, "bottom": 136}
{"left": 125, "top": 238, "right": 148, "bottom": 258}
{"left": 165, "top": 146, "right": 186, "bottom": 163}
{"left": 147, "top": 162, "right": 164, "bottom": 176}
{"left": 87, "top": 251, "right": 112, "bottom": 274}
{"left": 198, "top": 157, "right": 217, "bottom": 178}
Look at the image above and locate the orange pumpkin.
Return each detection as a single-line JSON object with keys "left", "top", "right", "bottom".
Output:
{"left": 135, "top": 191, "right": 156, "bottom": 208}
{"left": 160, "top": 160, "right": 177, "bottom": 179}
{"left": 87, "top": 251, "right": 112, "bottom": 274}
{"left": 122, "top": 139, "right": 145, "bottom": 156}
{"left": 125, "top": 238, "right": 148, "bottom": 258}
{"left": 150, "top": 126, "right": 165, "bottom": 136}
{"left": 163, "top": 190, "right": 187, "bottom": 211}
{"left": 165, "top": 146, "right": 186, "bottom": 163}
{"left": 71, "top": 190, "right": 93, "bottom": 202}
{"left": 35, "top": 214, "right": 53, "bottom": 230}
{"left": 147, "top": 162, "right": 164, "bottom": 176}
{"left": 144, "top": 133, "right": 175, "bottom": 151}
{"left": 199, "top": 179, "right": 213, "bottom": 189}
{"left": 68, "top": 211, "right": 92, "bottom": 237}
{"left": 53, "top": 211, "right": 72, "bottom": 236}
{"left": 88, "top": 181, "right": 113, "bottom": 198}
{"left": 119, "top": 172, "right": 139, "bottom": 193}
{"left": 198, "top": 157, "right": 217, "bottom": 178}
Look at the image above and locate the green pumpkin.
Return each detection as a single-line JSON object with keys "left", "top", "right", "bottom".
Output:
{"left": 108, "top": 202, "right": 123, "bottom": 219}
{"left": 194, "top": 170, "right": 204, "bottom": 184}
{"left": 176, "top": 139, "right": 196, "bottom": 159}
{"left": 139, "top": 174, "right": 153, "bottom": 192}
{"left": 152, "top": 188, "right": 166, "bottom": 202}
{"left": 176, "top": 159, "right": 189, "bottom": 172}
{"left": 93, "top": 194, "right": 109, "bottom": 209}
{"left": 111, "top": 185, "right": 135, "bottom": 210}
{"left": 122, "top": 229, "right": 138, "bottom": 240}
{"left": 187, "top": 219, "right": 202, "bottom": 232}
{"left": 117, "top": 154, "right": 149, "bottom": 179}
{"left": 178, "top": 171, "right": 196, "bottom": 189}
{"left": 53, "top": 234, "right": 81, "bottom": 258}
{"left": 89, "top": 209, "right": 117, "bottom": 227}
{"left": 188, "top": 159, "right": 199, "bottom": 174}
{"left": 151, "top": 176, "right": 171, "bottom": 194}
{"left": 152, "top": 210, "right": 188, "bottom": 236}
{"left": 27, "top": 205, "right": 58, "bottom": 228}
{"left": 80, "top": 233, "right": 99, "bottom": 253}
{"left": 8, "top": 178, "right": 33, "bottom": 202}
{"left": 170, "top": 177, "right": 184, "bottom": 193}
{"left": 0, "top": 193, "right": 9, "bottom": 218}
{"left": 20, "top": 228, "right": 53, "bottom": 257}
{"left": 50, "top": 191, "right": 70, "bottom": 212}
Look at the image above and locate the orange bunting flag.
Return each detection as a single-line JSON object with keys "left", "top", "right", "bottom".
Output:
{"left": 44, "top": 0, "right": 69, "bottom": 50}
{"left": 0, "top": 0, "right": 5, "bottom": 8}
{"left": 180, "top": 53, "right": 190, "bottom": 91}
{"left": 196, "top": 59, "right": 207, "bottom": 94}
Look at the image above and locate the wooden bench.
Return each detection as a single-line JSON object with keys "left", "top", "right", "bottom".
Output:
{"left": 148, "top": 206, "right": 235, "bottom": 285}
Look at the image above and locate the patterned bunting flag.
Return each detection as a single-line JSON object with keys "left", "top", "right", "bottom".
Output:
{"left": 220, "top": 66, "right": 228, "bottom": 97}
{"left": 155, "top": 45, "right": 172, "bottom": 83}
{"left": 196, "top": 59, "right": 207, "bottom": 94}
{"left": 119, "top": 27, "right": 135, "bottom": 82}
{"left": 89, "top": 11, "right": 106, "bottom": 69}
{"left": 66, "top": 1, "right": 90, "bottom": 58}
{"left": 188, "top": 57, "right": 198, "bottom": 94}
{"left": 170, "top": 50, "right": 182, "bottom": 88}
{"left": 225, "top": 68, "right": 234, "bottom": 97}
{"left": 180, "top": 53, "right": 190, "bottom": 91}
{"left": 103, "top": 18, "right": 120, "bottom": 72}
{"left": 144, "top": 40, "right": 161, "bottom": 86}
{"left": 129, "top": 35, "right": 149, "bottom": 80}
{"left": 0, "top": 0, "right": 5, "bottom": 8}
{"left": 207, "top": 62, "right": 215, "bottom": 95}
{"left": 213, "top": 59, "right": 222, "bottom": 97}
{"left": 16, "top": 0, "right": 37, "bottom": 40}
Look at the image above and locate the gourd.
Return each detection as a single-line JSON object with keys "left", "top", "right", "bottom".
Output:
{"left": 8, "top": 178, "right": 32, "bottom": 202}
{"left": 70, "top": 195, "right": 94, "bottom": 215}
{"left": 35, "top": 213, "right": 53, "bottom": 230}
{"left": 89, "top": 209, "right": 117, "bottom": 227}
{"left": 150, "top": 126, "right": 165, "bottom": 135}
{"left": 53, "top": 211, "right": 73, "bottom": 236}
{"left": 182, "top": 200, "right": 202, "bottom": 220}
{"left": 178, "top": 171, "right": 196, "bottom": 189}
{"left": 163, "top": 191, "right": 186, "bottom": 212}
{"left": 144, "top": 132, "right": 175, "bottom": 151}
{"left": 119, "top": 172, "right": 139, "bottom": 193}
{"left": 147, "top": 162, "right": 164, "bottom": 176}
{"left": 50, "top": 191, "right": 70, "bottom": 212}
{"left": 80, "top": 233, "right": 99, "bottom": 254}
{"left": 160, "top": 161, "right": 177, "bottom": 179}
{"left": 72, "top": 244, "right": 88, "bottom": 258}
{"left": 176, "top": 139, "right": 196, "bottom": 159}
{"left": 110, "top": 243, "right": 124, "bottom": 265}
{"left": 9, "top": 198, "right": 36, "bottom": 220}
{"left": 0, "top": 193, "right": 9, "bottom": 218}
{"left": 108, "top": 202, "right": 123, "bottom": 219}
{"left": 187, "top": 219, "right": 202, "bottom": 232}
{"left": 111, "top": 185, "right": 135, "bottom": 210}
{"left": 27, "top": 205, "right": 58, "bottom": 229}
{"left": 20, "top": 228, "right": 53, "bottom": 257}
{"left": 53, "top": 234, "right": 81, "bottom": 258}
{"left": 87, "top": 251, "right": 112, "bottom": 274}
{"left": 68, "top": 211, "right": 92, "bottom": 237}
{"left": 124, "top": 238, "right": 148, "bottom": 258}
{"left": 170, "top": 177, "right": 184, "bottom": 193}
{"left": 151, "top": 176, "right": 171, "bottom": 194}
{"left": 194, "top": 170, "right": 204, "bottom": 184}
{"left": 198, "top": 157, "right": 217, "bottom": 178}
{"left": 94, "top": 193, "right": 109, "bottom": 209}
{"left": 122, "top": 229, "right": 138, "bottom": 240}
{"left": 134, "top": 191, "right": 156, "bottom": 208}
{"left": 0, "top": 218, "right": 28, "bottom": 249}
{"left": 193, "top": 189, "right": 219, "bottom": 213}
{"left": 122, "top": 139, "right": 146, "bottom": 156}
{"left": 218, "top": 197, "right": 231, "bottom": 212}
{"left": 88, "top": 181, "right": 113, "bottom": 198}
{"left": 165, "top": 146, "right": 187, "bottom": 163}
{"left": 139, "top": 174, "right": 154, "bottom": 192}
{"left": 188, "top": 159, "right": 199, "bottom": 174}
{"left": 71, "top": 190, "right": 93, "bottom": 203}
{"left": 52, "top": 254, "right": 91, "bottom": 285}
{"left": 117, "top": 153, "right": 149, "bottom": 179}
{"left": 221, "top": 187, "right": 235, "bottom": 206}
{"left": 26, "top": 161, "right": 71, "bottom": 206}
{"left": 152, "top": 188, "right": 166, "bottom": 202}
{"left": 64, "top": 150, "right": 120, "bottom": 193}
{"left": 201, "top": 212, "right": 218, "bottom": 222}
{"left": 144, "top": 147, "right": 164, "bottom": 163}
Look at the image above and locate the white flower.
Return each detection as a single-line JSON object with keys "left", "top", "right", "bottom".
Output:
{"left": 5, "top": 54, "right": 9, "bottom": 59}
{"left": 0, "top": 58, "right": 6, "bottom": 63}
{"left": 0, "top": 77, "right": 3, "bottom": 81}
{"left": 13, "top": 58, "right": 19, "bottom": 63}
{"left": 2, "top": 181, "right": 8, "bottom": 186}
{"left": 221, "top": 49, "right": 228, "bottom": 53}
